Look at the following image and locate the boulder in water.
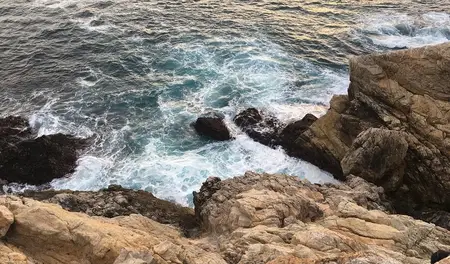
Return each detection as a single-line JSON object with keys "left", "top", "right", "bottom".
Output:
{"left": 194, "top": 112, "right": 231, "bottom": 141}
{"left": 0, "top": 116, "right": 89, "bottom": 185}
{"left": 233, "top": 108, "right": 281, "bottom": 147}
{"left": 0, "top": 133, "right": 89, "bottom": 185}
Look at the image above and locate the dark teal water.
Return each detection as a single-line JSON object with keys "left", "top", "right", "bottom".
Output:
{"left": 1, "top": 0, "right": 449, "bottom": 205}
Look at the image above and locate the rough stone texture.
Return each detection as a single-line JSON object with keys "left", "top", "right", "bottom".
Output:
{"left": 195, "top": 172, "right": 450, "bottom": 264}
{"left": 193, "top": 112, "right": 231, "bottom": 141}
{"left": 0, "top": 204, "right": 14, "bottom": 237}
{"left": 287, "top": 43, "right": 450, "bottom": 220}
{"left": 22, "top": 185, "right": 198, "bottom": 237}
{"left": 438, "top": 257, "right": 450, "bottom": 264}
{"left": 0, "top": 241, "right": 35, "bottom": 264}
{"left": 341, "top": 128, "right": 409, "bottom": 192}
{"left": 0, "top": 195, "right": 226, "bottom": 264}
{"left": 234, "top": 108, "right": 282, "bottom": 147}
{"left": 279, "top": 113, "right": 318, "bottom": 147}
{"left": 1, "top": 172, "right": 450, "bottom": 263}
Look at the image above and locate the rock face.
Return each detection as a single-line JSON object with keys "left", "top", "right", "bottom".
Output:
{"left": 234, "top": 108, "right": 281, "bottom": 147}
{"left": 0, "top": 195, "right": 226, "bottom": 264}
{"left": 194, "top": 112, "right": 231, "bottom": 141}
{"left": 0, "top": 205, "right": 13, "bottom": 237}
{"left": 23, "top": 185, "right": 198, "bottom": 237}
{"left": 194, "top": 172, "right": 450, "bottom": 264}
{"left": 285, "top": 43, "right": 450, "bottom": 221}
{"left": 1, "top": 172, "right": 450, "bottom": 264}
{"left": 0, "top": 116, "right": 89, "bottom": 185}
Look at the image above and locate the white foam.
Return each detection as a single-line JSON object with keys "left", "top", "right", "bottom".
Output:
{"left": 354, "top": 12, "right": 450, "bottom": 49}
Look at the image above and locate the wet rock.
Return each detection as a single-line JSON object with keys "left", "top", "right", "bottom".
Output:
{"left": 234, "top": 108, "right": 281, "bottom": 147}
{"left": 193, "top": 112, "right": 231, "bottom": 141}
{"left": 0, "top": 133, "right": 88, "bottom": 185}
{"left": 279, "top": 113, "right": 317, "bottom": 147}
{"left": 0, "top": 116, "right": 32, "bottom": 150}
{"left": 23, "top": 184, "right": 198, "bottom": 237}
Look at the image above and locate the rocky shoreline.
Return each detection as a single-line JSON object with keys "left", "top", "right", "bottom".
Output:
{"left": 0, "top": 43, "right": 449, "bottom": 263}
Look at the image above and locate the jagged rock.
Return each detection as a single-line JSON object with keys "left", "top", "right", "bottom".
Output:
{"left": 0, "top": 195, "right": 226, "bottom": 264}
{"left": 193, "top": 176, "right": 221, "bottom": 224}
{"left": 0, "top": 116, "right": 90, "bottom": 186}
{"left": 284, "top": 43, "right": 450, "bottom": 222}
{"left": 341, "top": 128, "right": 409, "bottom": 192}
{"left": 22, "top": 185, "right": 198, "bottom": 237}
{"left": 234, "top": 108, "right": 281, "bottom": 147}
{"left": 193, "top": 112, "right": 231, "bottom": 141}
{"left": 279, "top": 113, "right": 317, "bottom": 146}
{"left": 0, "top": 133, "right": 89, "bottom": 185}
{"left": 195, "top": 172, "right": 450, "bottom": 264}
{"left": 2, "top": 172, "right": 450, "bottom": 263}
{"left": 0, "top": 205, "right": 13, "bottom": 237}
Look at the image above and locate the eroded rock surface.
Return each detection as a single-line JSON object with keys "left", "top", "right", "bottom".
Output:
{"left": 1, "top": 172, "right": 449, "bottom": 263}
{"left": 285, "top": 43, "right": 450, "bottom": 222}
{"left": 195, "top": 172, "right": 450, "bottom": 264}
{"left": 22, "top": 185, "right": 198, "bottom": 237}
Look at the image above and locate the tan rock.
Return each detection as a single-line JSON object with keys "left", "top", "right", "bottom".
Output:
{"left": 0, "top": 204, "right": 14, "bottom": 237}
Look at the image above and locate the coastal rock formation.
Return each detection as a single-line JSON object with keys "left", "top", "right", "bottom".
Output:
{"left": 0, "top": 116, "right": 89, "bottom": 186}
{"left": 23, "top": 184, "right": 198, "bottom": 237}
{"left": 2, "top": 172, "right": 450, "bottom": 264}
{"left": 0, "top": 195, "right": 225, "bottom": 264}
{"left": 194, "top": 112, "right": 231, "bottom": 141}
{"left": 194, "top": 172, "right": 450, "bottom": 264}
{"left": 234, "top": 108, "right": 281, "bottom": 147}
{"left": 284, "top": 43, "right": 450, "bottom": 220}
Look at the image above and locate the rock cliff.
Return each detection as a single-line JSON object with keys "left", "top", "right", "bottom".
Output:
{"left": 1, "top": 172, "right": 450, "bottom": 264}
{"left": 237, "top": 43, "right": 450, "bottom": 226}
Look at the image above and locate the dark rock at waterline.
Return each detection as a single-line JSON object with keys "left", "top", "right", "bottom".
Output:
{"left": 0, "top": 116, "right": 32, "bottom": 149}
{"left": 279, "top": 113, "right": 317, "bottom": 146}
{"left": 0, "top": 133, "right": 89, "bottom": 185}
{"left": 22, "top": 184, "right": 199, "bottom": 237}
{"left": 0, "top": 115, "right": 89, "bottom": 185}
{"left": 193, "top": 176, "right": 221, "bottom": 224}
{"left": 194, "top": 112, "right": 231, "bottom": 141}
{"left": 233, "top": 108, "right": 281, "bottom": 147}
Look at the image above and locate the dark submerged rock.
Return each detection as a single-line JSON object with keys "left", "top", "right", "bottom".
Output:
{"left": 233, "top": 108, "right": 281, "bottom": 147}
{"left": 194, "top": 112, "right": 231, "bottom": 141}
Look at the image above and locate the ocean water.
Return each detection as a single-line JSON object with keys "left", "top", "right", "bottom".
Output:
{"left": 0, "top": 0, "right": 449, "bottom": 205}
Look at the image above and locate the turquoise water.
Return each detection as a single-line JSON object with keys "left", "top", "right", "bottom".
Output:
{"left": 1, "top": 0, "right": 449, "bottom": 205}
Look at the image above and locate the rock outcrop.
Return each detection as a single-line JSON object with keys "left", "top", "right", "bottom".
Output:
{"left": 283, "top": 43, "right": 450, "bottom": 223}
{"left": 194, "top": 112, "right": 231, "bottom": 141}
{"left": 22, "top": 185, "right": 198, "bottom": 237}
{"left": 234, "top": 108, "right": 281, "bottom": 147}
{"left": 0, "top": 116, "right": 89, "bottom": 186}
{"left": 194, "top": 172, "right": 450, "bottom": 264}
{"left": 2, "top": 172, "right": 450, "bottom": 264}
